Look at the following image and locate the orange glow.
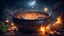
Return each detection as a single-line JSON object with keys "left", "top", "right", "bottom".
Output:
{"left": 55, "top": 16, "right": 62, "bottom": 24}
{"left": 40, "top": 27, "right": 45, "bottom": 33}
{"left": 5, "top": 19, "right": 9, "bottom": 23}
{"left": 38, "top": 15, "right": 62, "bottom": 35}
{"left": 21, "top": 13, "right": 38, "bottom": 19}
{"left": 11, "top": 22, "right": 15, "bottom": 26}
{"left": 46, "top": 24, "right": 51, "bottom": 32}
{"left": 11, "top": 26, "right": 17, "bottom": 30}
{"left": 52, "top": 15, "right": 62, "bottom": 30}
{"left": 8, "top": 28, "right": 11, "bottom": 31}
{"left": 39, "top": 25, "right": 46, "bottom": 34}
{"left": 49, "top": 31, "right": 54, "bottom": 34}
{"left": 10, "top": 22, "right": 18, "bottom": 31}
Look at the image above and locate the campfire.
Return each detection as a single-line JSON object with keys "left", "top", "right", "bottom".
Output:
{"left": 37, "top": 15, "right": 62, "bottom": 36}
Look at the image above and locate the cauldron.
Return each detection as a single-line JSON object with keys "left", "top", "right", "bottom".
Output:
{"left": 10, "top": 11, "right": 51, "bottom": 33}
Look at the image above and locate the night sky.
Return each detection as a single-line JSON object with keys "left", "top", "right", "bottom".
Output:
{"left": 0, "top": 0, "right": 60, "bottom": 21}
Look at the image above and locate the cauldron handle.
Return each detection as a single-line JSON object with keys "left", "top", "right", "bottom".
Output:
{"left": 49, "top": 12, "right": 52, "bottom": 17}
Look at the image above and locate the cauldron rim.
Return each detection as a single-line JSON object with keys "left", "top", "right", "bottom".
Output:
{"left": 12, "top": 11, "right": 50, "bottom": 20}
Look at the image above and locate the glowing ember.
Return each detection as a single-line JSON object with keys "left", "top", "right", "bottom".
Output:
{"left": 5, "top": 19, "right": 9, "bottom": 23}
{"left": 10, "top": 22, "right": 18, "bottom": 31}
{"left": 11, "top": 26, "right": 17, "bottom": 30}
{"left": 11, "top": 22, "right": 15, "bottom": 26}
{"left": 6, "top": 21, "right": 18, "bottom": 31}
{"left": 8, "top": 28, "right": 11, "bottom": 31}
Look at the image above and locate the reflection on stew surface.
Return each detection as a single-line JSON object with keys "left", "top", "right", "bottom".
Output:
{"left": 14, "top": 12, "right": 48, "bottom": 20}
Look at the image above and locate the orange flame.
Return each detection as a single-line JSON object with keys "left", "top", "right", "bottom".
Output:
{"left": 38, "top": 25, "right": 46, "bottom": 34}
{"left": 46, "top": 24, "right": 51, "bottom": 32}
{"left": 55, "top": 16, "right": 62, "bottom": 24}
{"left": 52, "top": 15, "right": 62, "bottom": 30}
{"left": 40, "top": 27, "right": 45, "bottom": 34}
{"left": 38, "top": 15, "right": 62, "bottom": 35}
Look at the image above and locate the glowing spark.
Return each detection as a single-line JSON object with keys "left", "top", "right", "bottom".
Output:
{"left": 8, "top": 28, "right": 11, "bottom": 31}
{"left": 11, "top": 23, "right": 14, "bottom": 26}
{"left": 5, "top": 19, "right": 9, "bottom": 23}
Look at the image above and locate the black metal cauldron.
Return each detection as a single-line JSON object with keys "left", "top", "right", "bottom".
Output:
{"left": 10, "top": 11, "right": 51, "bottom": 33}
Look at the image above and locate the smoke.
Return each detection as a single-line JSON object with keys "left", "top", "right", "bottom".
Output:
{"left": 3, "top": 8, "right": 18, "bottom": 21}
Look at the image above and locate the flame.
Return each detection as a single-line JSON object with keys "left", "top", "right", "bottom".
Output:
{"left": 52, "top": 15, "right": 62, "bottom": 30}
{"left": 38, "top": 15, "right": 62, "bottom": 35}
{"left": 38, "top": 25, "right": 46, "bottom": 34}
{"left": 40, "top": 27, "right": 45, "bottom": 34}
{"left": 46, "top": 24, "right": 51, "bottom": 32}
{"left": 55, "top": 16, "right": 62, "bottom": 24}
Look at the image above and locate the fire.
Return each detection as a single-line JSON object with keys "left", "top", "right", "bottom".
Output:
{"left": 38, "top": 25, "right": 46, "bottom": 34}
{"left": 38, "top": 15, "right": 62, "bottom": 35}
{"left": 46, "top": 24, "right": 51, "bottom": 32}
{"left": 40, "top": 26, "right": 45, "bottom": 34}
{"left": 52, "top": 15, "right": 62, "bottom": 30}
{"left": 55, "top": 16, "right": 62, "bottom": 24}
